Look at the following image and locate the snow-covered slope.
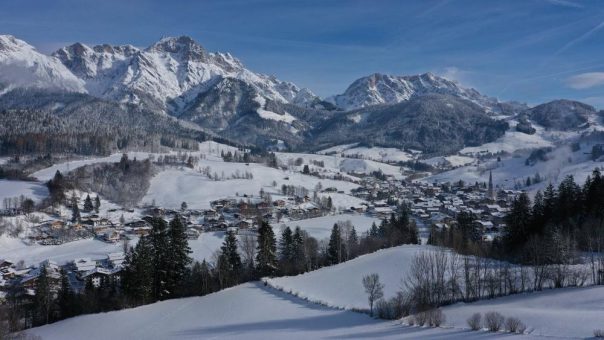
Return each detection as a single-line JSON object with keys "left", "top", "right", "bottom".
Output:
{"left": 442, "top": 286, "right": 604, "bottom": 339}
{"left": 28, "top": 281, "right": 543, "bottom": 339}
{"left": 0, "top": 35, "right": 85, "bottom": 94}
{"left": 326, "top": 72, "right": 499, "bottom": 111}
{"left": 267, "top": 245, "right": 431, "bottom": 310}
{"left": 53, "top": 36, "right": 316, "bottom": 113}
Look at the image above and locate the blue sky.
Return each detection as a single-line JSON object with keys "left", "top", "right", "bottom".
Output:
{"left": 3, "top": 0, "right": 604, "bottom": 107}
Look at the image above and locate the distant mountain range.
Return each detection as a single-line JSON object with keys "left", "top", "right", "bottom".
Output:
{"left": 0, "top": 34, "right": 602, "bottom": 155}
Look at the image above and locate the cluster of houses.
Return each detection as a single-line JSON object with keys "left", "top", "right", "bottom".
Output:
{"left": 350, "top": 171, "right": 519, "bottom": 241}
{"left": 0, "top": 252, "right": 125, "bottom": 303}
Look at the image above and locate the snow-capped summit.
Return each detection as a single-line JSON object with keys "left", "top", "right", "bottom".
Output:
{"left": 51, "top": 35, "right": 316, "bottom": 114}
{"left": 327, "top": 72, "right": 495, "bottom": 111}
{"left": 0, "top": 35, "right": 86, "bottom": 94}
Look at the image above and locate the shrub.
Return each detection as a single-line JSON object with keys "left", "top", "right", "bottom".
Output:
{"left": 594, "top": 329, "right": 604, "bottom": 338}
{"left": 484, "top": 311, "right": 505, "bottom": 332}
{"left": 374, "top": 299, "right": 394, "bottom": 320}
{"left": 428, "top": 309, "right": 445, "bottom": 327}
{"left": 505, "top": 317, "right": 525, "bottom": 333}
{"left": 414, "top": 311, "right": 428, "bottom": 326}
{"left": 467, "top": 313, "right": 482, "bottom": 331}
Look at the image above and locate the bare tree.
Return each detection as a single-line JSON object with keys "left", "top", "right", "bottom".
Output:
{"left": 362, "top": 273, "right": 384, "bottom": 316}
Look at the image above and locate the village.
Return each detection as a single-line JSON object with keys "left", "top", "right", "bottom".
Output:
{"left": 0, "top": 161, "right": 520, "bottom": 306}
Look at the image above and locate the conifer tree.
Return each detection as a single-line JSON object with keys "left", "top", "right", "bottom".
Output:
{"left": 292, "top": 227, "right": 306, "bottom": 274}
{"left": 83, "top": 194, "right": 94, "bottom": 212}
{"left": 71, "top": 196, "right": 81, "bottom": 223}
{"left": 33, "top": 263, "right": 52, "bottom": 325}
{"left": 218, "top": 230, "right": 242, "bottom": 287}
{"left": 94, "top": 195, "right": 101, "bottom": 213}
{"left": 166, "top": 216, "right": 192, "bottom": 297}
{"left": 327, "top": 224, "right": 344, "bottom": 265}
{"left": 256, "top": 221, "right": 277, "bottom": 276}
{"left": 279, "top": 227, "right": 294, "bottom": 269}
{"left": 150, "top": 217, "right": 170, "bottom": 300}
{"left": 122, "top": 235, "right": 154, "bottom": 305}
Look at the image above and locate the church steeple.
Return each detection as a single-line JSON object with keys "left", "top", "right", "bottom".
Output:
{"left": 488, "top": 170, "right": 495, "bottom": 200}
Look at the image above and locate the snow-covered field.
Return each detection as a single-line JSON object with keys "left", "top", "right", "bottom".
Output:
{"left": 267, "top": 245, "right": 429, "bottom": 310}
{"left": 318, "top": 144, "right": 415, "bottom": 163}
{"left": 31, "top": 152, "right": 159, "bottom": 182}
{"left": 143, "top": 164, "right": 359, "bottom": 210}
{"left": 427, "top": 143, "right": 604, "bottom": 192}
{"left": 460, "top": 130, "right": 554, "bottom": 155}
{"left": 442, "top": 286, "right": 604, "bottom": 339}
{"left": 278, "top": 214, "right": 379, "bottom": 240}
{"left": 0, "top": 234, "right": 129, "bottom": 266}
{"left": 0, "top": 179, "right": 48, "bottom": 202}
{"left": 275, "top": 151, "right": 404, "bottom": 179}
{"left": 28, "top": 281, "right": 543, "bottom": 340}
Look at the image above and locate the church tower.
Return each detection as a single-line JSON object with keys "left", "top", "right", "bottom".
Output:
{"left": 488, "top": 170, "right": 495, "bottom": 201}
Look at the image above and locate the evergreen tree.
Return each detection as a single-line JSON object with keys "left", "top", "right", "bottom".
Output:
{"left": 94, "top": 195, "right": 101, "bottom": 213}
{"left": 83, "top": 194, "right": 94, "bottom": 212}
{"left": 218, "top": 230, "right": 242, "bottom": 287}
{"left": 57, "top": 268, "right": 75, "bottom": 320}
{"left": 33, "top": 263, "right": 52, "bottom": 326}
{"left": 327, "top": 224, "right": 344, "bottom": 265}
{"left": 302, "top": 164, "right": 310, "bottom": 175}
{"left": 292, "top": 227, "right": 306, "bottom": 274}
{"left": 166, "top": 216, "right": 192, "bottom": 297}
{"left": 150, "top": 217, "right": 170, "bottom": 300}
{"left": 504, "top": 193, "right": 532, "bottom": 253}
{"left": 71, "top": 196, "right": 81, "bottom": 223}
{"left": 279, "top": 227, "right": 294, "bottom": 272}
{"left": 347, "top": 226, "right": 358, "bottom": 259}
{"left": 256, "top": 221, "right": 277, "bottom": 276}
{"left": 122, "top": 235, "right": 154, "bottom": 305}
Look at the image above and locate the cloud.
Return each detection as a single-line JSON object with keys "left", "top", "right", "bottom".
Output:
{"left": 555, "top": 20, "right": 604, "bottom": 56}
{"left": 566, "top": 72, "right": 604, "bottom": 89}
{"left": 579, "top": 96, "right": 604, "bottom": 109}
{"left": 545, "top": 0, "right": 584, "bottom": 9}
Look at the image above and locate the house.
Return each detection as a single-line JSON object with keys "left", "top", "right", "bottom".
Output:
{"left": 107, "top": 253, "right": 125, "bottom": 268}
{"left": 102, "top": 230, "right": 120, "bottom": 243}
{"left": 80, "top": 267, "right": 122, "bottom": 288}
{"left": 73, "top": 258, "right": 97, "bottom": 273}
{"left": 186, "top": 228, "right": 200, "bottom": 240}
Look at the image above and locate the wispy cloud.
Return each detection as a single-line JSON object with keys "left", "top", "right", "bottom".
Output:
{"left": 545, "top": 0, "right": 584, "bottom": 9}
{"left": 566, "top": 72, "right": 604, "bottom": 89}
{"left": 555, "top": 20, "right": 604, "bottom": 56}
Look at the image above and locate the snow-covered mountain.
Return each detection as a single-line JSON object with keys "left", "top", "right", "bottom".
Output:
{"left": 52, "top": 36, "right": 317, "bottom": 114}
{"left": 327, "top": 72, "right": 499, "bottom": 111}
{"left": 0, "top": 35, "right": 85, "bottom": 94}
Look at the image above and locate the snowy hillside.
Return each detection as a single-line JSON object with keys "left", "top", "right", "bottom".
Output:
{"left": 0, "top": 35, "right": 85, "bottom": 94}
{"left": 28, "top": 281, "right": 544, "bottom": 340}
{"left": 267, "top": 245, "right": 431, "bottom": 310}
{"left": 441, "top": 286, "right": 604, "bottom": 338}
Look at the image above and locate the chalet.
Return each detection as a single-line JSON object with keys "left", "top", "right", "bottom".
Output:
{"left": 73, "top": 258, "right": 97, "bottom": 273}
{"left": 107, "top": 252, "right": 126, "bottom": 268}
{"left": 186, "top": 228, "right": 200, "bottom": 240}
{"left": 235, "top": 219, "right": 253, "bottom": 229}
{"left": 80, "top": 267, "right": 122, "bottom": 288}
{"left": 102, "top": 230, "right": 120, "bottom": 243}
{"left": 50, "top": 220, "right": 66, "bottom": 230}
